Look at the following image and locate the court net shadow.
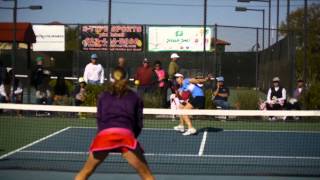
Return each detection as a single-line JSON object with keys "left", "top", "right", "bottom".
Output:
{"left": 198, "top": 127, "right": 224, "bottom": 133}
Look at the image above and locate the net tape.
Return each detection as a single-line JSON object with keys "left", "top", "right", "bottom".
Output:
{"left": 1, "top": 103, "right": 320, "bottom": 117}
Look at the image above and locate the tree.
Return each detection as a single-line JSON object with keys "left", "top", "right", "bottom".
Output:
{"left": 280, "top": 3, "right": 320, "bottom": 82}
{"left": 281, "top": 3, "right": 320, "bottom": 109}
{"left": 65, "top": 25, "right": 80, "bottom": 51}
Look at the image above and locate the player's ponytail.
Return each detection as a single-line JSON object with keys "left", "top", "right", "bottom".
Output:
{"left": 106, "top": 67, "right": 128, "bottom": 97}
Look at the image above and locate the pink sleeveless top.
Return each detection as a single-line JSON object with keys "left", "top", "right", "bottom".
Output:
{"left": 155, "top": 69, "right": 165, "bottom": 87}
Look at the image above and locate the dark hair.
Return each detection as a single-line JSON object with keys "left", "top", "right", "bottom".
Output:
{"left": 154, "top": 60, "right": 161, "bottom": 66}
{"left": 106, "top": 67, "right": 128, "bottom": 97}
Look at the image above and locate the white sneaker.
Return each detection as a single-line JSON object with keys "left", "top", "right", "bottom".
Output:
{"left": 293, "top": 116, "right": 300, "bottom": 121}
{"left": 268, "top": 117, "right": 276, "bottom": 121}
{"left": 174, "top": 125, "right": 185, "bottom": 132}
{"left": 182, "top": 128, "right": 197, "bottom": 136}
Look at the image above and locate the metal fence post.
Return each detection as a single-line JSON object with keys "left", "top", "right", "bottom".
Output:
{"left": 214, "top": 24, "right": 218, "bottom": 77}
{"left": 256, "top": 28, "right": 259, "bottom": 90}
{"left": 203, "top": 0, "right": 207, "bottom": 75}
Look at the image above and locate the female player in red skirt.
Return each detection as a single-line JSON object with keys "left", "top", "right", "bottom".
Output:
{"left": 75, "top": 67, "right": 154, "bottom": 180}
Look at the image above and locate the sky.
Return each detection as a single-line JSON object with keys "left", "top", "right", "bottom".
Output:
{"left": 0, "top": 0, "right": 319, "bottom": 51}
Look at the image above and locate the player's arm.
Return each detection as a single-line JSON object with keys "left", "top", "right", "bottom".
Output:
{"left": 189, "top": 77, "right": 209, "bottom": 84}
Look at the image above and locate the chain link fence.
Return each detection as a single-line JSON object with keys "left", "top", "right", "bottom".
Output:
{"left": 0, "top": 24, "right": 297, "bottom": 103}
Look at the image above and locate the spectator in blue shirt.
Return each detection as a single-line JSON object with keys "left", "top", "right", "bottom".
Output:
{"left": 213, "top": 76, "right": 230, "bottom": 109}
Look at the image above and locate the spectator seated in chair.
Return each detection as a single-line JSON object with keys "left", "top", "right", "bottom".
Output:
{"left": 266, "top": 77, "right": 287, "bottom": 121}
{"left": 287, "top": 79, "right": 305, "bottom": 111}
{"left": 212, "top": 76, "right": 230, "bottom": 110}
{"left": 73, "top": 77, "right": 87, "bottom": 106}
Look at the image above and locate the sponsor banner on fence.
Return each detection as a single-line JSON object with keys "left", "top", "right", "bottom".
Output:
{"left": 32, "top": 25, "right": 65, "bottom": 51}
{"left": 81, "top": 25, "right": 143, "bottom": 51}
{"left": 148, "top": 26, "right": 212, "bottom": 52}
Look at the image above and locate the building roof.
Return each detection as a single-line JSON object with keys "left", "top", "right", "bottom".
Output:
{"left": 0, "top": 22, "right": 36, "bottom": 43}
{"left": 212, "top": 38, "right": 231, "bottom": 46}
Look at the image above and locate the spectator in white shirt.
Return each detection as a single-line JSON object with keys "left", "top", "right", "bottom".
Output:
{"left": 266, "top": 77, "right": 286, "bottom": 111}
{"left": 83, "top": 54, "right": 104, "bottom": 85}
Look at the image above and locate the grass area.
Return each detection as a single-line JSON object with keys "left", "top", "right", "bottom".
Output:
{"left": 1, "top": 115, "right": 319, "bottom": 157}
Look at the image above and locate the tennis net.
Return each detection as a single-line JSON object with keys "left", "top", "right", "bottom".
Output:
{"left": 0, "top": 103, "right": 320, "bottom": 176}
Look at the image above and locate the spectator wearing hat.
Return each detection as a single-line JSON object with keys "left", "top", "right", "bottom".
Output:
{"left": 134, "top": 58, "right": 157, "bottom": 97}
{"left": 31, "top": 56, "right": 47, "bottom": 90}
{"left": 35, "top": 69, "right": 52, "bottom": 106}
{"left": 168, "top": 53, "right": 180, "bottom": 80}
{"left": 266, "top": 77, "right": 287, "bottom": 112}
{"left": 30, "top": 56, "right": 53, "bottom": 106}
{"left": 73, "top": 77, "right": 87, "bottom": 106}
{"left": 212, "top": 76, "right": 230, "bottom": 109}
{"left": 83, "top": 54, "right": 105, "bottom": 85}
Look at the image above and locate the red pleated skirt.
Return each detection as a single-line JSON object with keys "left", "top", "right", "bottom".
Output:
{"left": 90, "top": 128, "right": 141, "bottom": 153}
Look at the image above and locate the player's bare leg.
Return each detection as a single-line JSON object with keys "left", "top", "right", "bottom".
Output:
{"left": 182, "top": 103, "right": 194, "bottom": 129}
{"left": 75, "top": 151, "right": 108, "bottom": 180}
{"left": 122, "top": 149, "right": 155, "bottom": 180}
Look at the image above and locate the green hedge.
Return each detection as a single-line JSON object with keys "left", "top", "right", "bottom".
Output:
{"left": 301, "top": 81, "right": 320, "bottom": 110}
{"left": 82, "top": 84, "right": 267, "bottom": 110}
{"left": 82, "top": 84, "right": 105, "bottom": 106}
{"left": 83, "top": 85, "right": 164, "bottom": 108}
{"left": 234, "top": 90, "right": 261, "bottom": 110}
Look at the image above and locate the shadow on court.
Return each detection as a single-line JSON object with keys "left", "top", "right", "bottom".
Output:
{"left": 1, "top": 170, "right": 319, "bottom": 180}
{"left": 198, "top": 127, "right": 224, "bottom": 133}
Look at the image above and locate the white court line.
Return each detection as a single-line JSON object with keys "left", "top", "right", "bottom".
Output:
{"left": 198, "top": 131, "right": 208, "bottom": 156}
{"left": 0, "top": 127, "right": 71, "bottom": 160}
{"left": 18, "top": 150, "right": 320, "bottom": 160}
{"left": 69, "top": 126, "right": 320, "bottom": 134}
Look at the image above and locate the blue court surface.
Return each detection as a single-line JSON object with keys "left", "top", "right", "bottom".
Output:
{"left": 0, "top": 127, "right": 320, "bottom": 179}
